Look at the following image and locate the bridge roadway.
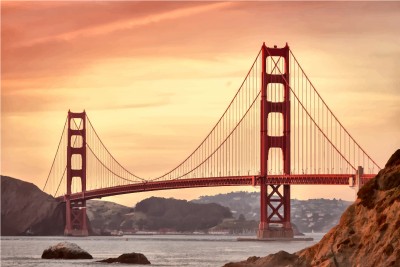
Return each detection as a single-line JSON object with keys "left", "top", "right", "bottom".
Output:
{"left": 59, "top": 174, "right": 375, "bottom": 202}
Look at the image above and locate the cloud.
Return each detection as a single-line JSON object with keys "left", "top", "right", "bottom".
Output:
{"left": 95, "top": 98, "right": 172, "bottom": 112}
{"left": 20, "top": 2, "right": 233, "bottom": 47}
{"left": 2, "top": 2, "right": 206, "bottom": 48}
{"left": 1, "top": 2, "right": 235, "bottom": 81}
{"left": 1, "top": 89, "right": 172, "bottom": 114}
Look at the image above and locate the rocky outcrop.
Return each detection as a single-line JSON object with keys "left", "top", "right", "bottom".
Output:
{"left": 1, "top": 175, "right": 93, "bottom": 236}
{"left": 41, "top": 242, "right": 93, "bottom": 259}
{"left": 1, "top": 175, "right": 65, "bottom": 235}
{"left": 98, "top": 252, "right": 150, "bottom": 264}
{"left": 223, "top": 149, "right": 400, "bottom": 267}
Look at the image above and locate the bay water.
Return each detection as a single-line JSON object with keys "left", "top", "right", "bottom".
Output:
{"left": 1, "top": 233, "right": 324, "bottom": 267}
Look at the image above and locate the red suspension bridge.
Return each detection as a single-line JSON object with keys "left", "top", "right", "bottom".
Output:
{"left": 43, "top": 43, "right": 380, "bottom": 238}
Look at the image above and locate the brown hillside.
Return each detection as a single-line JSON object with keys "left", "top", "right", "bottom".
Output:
{"left": 1, "top": 175, "right": 65, "bottom": 235}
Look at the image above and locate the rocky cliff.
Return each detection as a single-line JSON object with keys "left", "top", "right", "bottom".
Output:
{"left": 1, "top": 175, "right": 65, "bottom": 235}
{"left": 224, "top": 149, "right": 400, "bottom": 267}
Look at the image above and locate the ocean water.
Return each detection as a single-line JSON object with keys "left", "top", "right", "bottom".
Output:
{"left": 1, "top": 233, "right": 324, "bottom": 267}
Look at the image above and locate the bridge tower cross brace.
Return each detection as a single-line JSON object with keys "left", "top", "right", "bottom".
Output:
{"left": 64, "top": 111, "right": 88, "bottom": 236}
{"left": 258, "top": 43, "right": 294, "bottom": 239}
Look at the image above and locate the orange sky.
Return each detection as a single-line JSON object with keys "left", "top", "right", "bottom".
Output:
{"left": 2, "top": 1, "right": 400, "bottom": 206}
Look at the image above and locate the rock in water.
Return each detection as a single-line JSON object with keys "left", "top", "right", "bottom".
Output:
{"left": 98, "top": 252, "right": 151, "bottom": 264}
{"left": 223, "top": 149, "right": 400, "bottom": 267}
{"left": 41, "top": 242, "right": 93, "bottom": 259}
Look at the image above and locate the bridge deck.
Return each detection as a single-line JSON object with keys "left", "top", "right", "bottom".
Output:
{"left": 59, "top": 174, "right": 375, "bottom": 201}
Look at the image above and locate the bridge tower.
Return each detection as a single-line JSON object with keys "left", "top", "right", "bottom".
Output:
{"left": 64, "top": 111, "right": 88, "bottom": 236}
{"left": 258, "top": 43, "right": 293, "bottom": 239}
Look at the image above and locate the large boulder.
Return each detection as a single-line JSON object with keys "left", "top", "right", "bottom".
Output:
{"left": 223, "top": 149, "right": 400, "bottom": 267}
{"left": 41, "top": 242, "right": 93, "bottom": 259}
{"left": 98, "top": 252, "right": 151, "bottom": 264}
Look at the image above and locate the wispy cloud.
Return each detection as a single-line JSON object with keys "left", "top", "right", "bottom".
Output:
{"left": 1, "top": 89, "right": 172, "bottom": 114}
{"left": 2, "top": 2, "right": 235, "bottom": 80}
{"left": 17, "top": 2, "right": 233, "bottom": 47}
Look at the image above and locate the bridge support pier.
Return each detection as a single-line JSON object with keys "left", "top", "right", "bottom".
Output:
{"left": 64, "top": 198, "right": 88, "bottom": 236}
{"left": 258, "top": 183, "right": 293, "bottom": 239}
{"left": 64, "top": 111, "right": 88, "bottom": 237}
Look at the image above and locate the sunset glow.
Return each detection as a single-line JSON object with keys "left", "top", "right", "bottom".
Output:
{"left": 2, "top": 1, "right": 400, "bottom": 206}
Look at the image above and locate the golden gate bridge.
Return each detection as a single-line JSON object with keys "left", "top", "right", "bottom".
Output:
{"left": 43, "top": 43, "right": 380, "bottom": 238}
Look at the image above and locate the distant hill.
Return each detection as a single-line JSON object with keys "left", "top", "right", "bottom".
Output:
{"left": 134, "top": 197, "right": 232, "bottom": 232}
{"left": 193, "top": 192, "right": 353, "bottom": 233}
{"left": 1, "top": 175, "right": 65, "bottom": 236}
{"left": 86, "top": 200, "right": 133, "bottom": 234}
{"left": 1, "top": 174, "right": 352, "bottom": 235}
{"left": 0, "top": 175, "right": 232, "bottom": 236}
{"left": 86, "top": 197, "right": 232, "bottom": 234}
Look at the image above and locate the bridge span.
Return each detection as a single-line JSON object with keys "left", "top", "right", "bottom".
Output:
{"left": 60, "top": 174, "right": 374, "bottom": 202}
{"left": 44, "top": 43, "right": 380, "bottom": 238}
